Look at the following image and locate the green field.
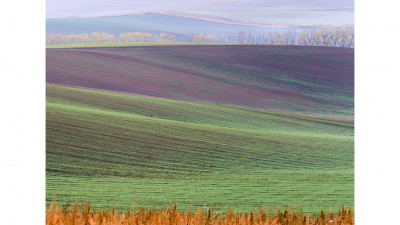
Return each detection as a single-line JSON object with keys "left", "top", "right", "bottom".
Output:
{"left": 46, "top": 84, "right": 353, "bottom": 214}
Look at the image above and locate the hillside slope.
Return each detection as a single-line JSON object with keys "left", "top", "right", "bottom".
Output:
{"left": 46, "top": 85, "right": 353, "bottom": 213}
{"left": 47, "top": 45, "right": 354, "bottom": 122}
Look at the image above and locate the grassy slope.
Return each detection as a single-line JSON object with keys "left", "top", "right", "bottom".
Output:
{"left": 46, "top": 85, "right": 353, "bottom": 214}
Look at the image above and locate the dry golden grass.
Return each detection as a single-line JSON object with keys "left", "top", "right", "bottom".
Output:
{"left": 46, "top": 197, "right": 354, "bottom": 225}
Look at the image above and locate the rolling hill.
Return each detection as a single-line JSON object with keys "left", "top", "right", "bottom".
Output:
{"left": 47, "top": 45, "right": 354, "bottom": 122}
{"left": 46, "top": 44, "right": 354, "bottom": 214}
{"left": 162, "top": 9, "right": 354, "bottom": 27}
{"left": 46, "top": 84, "right": 353, "bottom": 214}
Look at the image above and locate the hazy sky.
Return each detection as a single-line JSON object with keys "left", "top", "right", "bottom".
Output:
{"left": 47, "top": 0, "right": 354, "bottom": 18}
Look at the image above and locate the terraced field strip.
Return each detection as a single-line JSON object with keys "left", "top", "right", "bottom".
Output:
{"left": 47, "top": 85, "right": 353, "bottom": 135}
{"left": 46, "top": 85, "right": 353, "bottom": 214}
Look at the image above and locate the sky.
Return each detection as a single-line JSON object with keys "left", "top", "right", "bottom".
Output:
{"left": 47, "top": 0, "right": 354, "bottom": 18}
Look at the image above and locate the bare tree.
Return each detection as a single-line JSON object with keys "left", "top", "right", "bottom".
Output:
{"left": 286, "top": 29, "right": 297, "bottom": 45}
{"left": 216, "top": 36, "right": 226, "bottom": 43}
{"left": 159, "top": 33, "right": 176, "bottom": 42}
{"left": 188, "top": 34, "right": 215, "bottom": 43}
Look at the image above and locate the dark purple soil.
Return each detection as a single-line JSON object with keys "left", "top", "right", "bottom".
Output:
{"left": 47, "top": 45, "right": 354, "bottom": 122}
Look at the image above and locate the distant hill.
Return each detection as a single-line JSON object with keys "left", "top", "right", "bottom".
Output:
{"left": 46, "top": 12, "right": 353, "bottom": 41}
{"left": 46, "top": 13, "right": 286, "bottom": 40}
{"left": 159, "top": 9, "right": 354, "bottom": 27}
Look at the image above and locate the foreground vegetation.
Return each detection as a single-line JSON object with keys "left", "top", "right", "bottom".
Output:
{"left": 46, "top": 197, "right": 354, "bottom": 225}
{"left": 46, "top": 85, "right": 353, "bottom": 214}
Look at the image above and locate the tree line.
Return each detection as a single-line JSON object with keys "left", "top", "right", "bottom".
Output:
{"left": 46, "top": 32, "right": 176, "bottom": 45}
{"left": 224, "top": 28, "right": 354, "bottom": 48}
{"left": 46, "top": 27, "right": 353, "bottom": 48}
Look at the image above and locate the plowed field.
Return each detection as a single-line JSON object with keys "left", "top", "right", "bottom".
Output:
{"left": 47, "top": 45, "right": 353, "bottom": 122}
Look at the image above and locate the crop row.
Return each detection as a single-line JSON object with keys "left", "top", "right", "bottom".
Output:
{"left": 46, "top": 85, "right": 353, "bottom": 213}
